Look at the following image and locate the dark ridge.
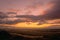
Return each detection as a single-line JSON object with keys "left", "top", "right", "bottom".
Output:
{"left": 0, "top": 29, "right": 60, "bottom": 40}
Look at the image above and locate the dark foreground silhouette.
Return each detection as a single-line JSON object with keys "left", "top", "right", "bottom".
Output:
{"left": 0, "top": 30, "right": 60, "bottom": 40}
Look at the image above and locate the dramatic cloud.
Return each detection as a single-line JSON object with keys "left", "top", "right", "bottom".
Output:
{"left": 43, "top": 0, "right": 60, "bottom": 20}
{"left": 0, "top": 12, "right": 7, "bottom": 19}
{"left": 0, "top": 0, "right": 60, "bottom": 38}
{"left": 0, "top": 0, "right": 60, "bottom": 27}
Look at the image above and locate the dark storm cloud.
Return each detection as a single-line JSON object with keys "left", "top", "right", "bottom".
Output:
{"left": 43, "top": 0, "right": 60, "bottom": 20}
{"left": 16, "top": 15, "right": 39, "bottom": 21}
{"left": 0, "top": 12, "right": 34, "bottom": 24}
{"left": 7, "top": 12, "right": 16, "bottom": 14}
{"left": 0, "top": 12, "right": 17, "bottom": 24}
{"left": 0, "top": 12, "right": 16, "bottom": 18}
{"left": 0, "top": 12, "right": 23, "bottom": 24}
{"left": 0, "top": 14, "right": 44, "bottom": 24}
{"left": 16, "top": 15, "right": 47, "bottom": 25}
{"left": 0, "top": 18, "right": 26, "bottom": 24}
{"left": 0, "top": 12, "right": 7, "bottom": 19}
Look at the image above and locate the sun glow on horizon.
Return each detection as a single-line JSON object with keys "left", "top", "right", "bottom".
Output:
{"left": 13, "top": 22, "right": 60, "bottom": 28}
{"left": 0, "top": 21, "right": 60, "bottom": 29}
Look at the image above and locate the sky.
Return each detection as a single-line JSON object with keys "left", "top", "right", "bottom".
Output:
{"left": 0, "top": 0, "right": 60, "bottom": 29}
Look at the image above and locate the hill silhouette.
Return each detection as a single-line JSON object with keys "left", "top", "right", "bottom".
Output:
{"left": 0, "top": 29, "right": 60, "bottom": 40}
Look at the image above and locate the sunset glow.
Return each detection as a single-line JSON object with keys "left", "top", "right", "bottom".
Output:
{"left": 0, "top": 0, "right": 59, "bottom": 29}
